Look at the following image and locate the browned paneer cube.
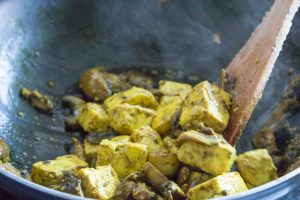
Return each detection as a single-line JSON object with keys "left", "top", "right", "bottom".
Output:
{"left": 152, "top": 96, "right": 183, "bottom": 135}
{"left": 78, "top": 165, "right": 119, "bottom": 200}
{"left": 187, "top": 172, "right": 248, "bottom": 200}
{"left": 159, "top": 80, "right": 192, "bottom": 99}
{"left": 131, "top": 125, "right": 164, "bottom": 153}
{"left": 77, "top": 103, "right": 110, "bottom": 133}
{"left": 109, "top": 103, "right": 156, "bottom": 135}
{"left": 31, "top": 155, "right": 88, "bottom": 186}
{"left": 236, "top": 149, "right": 278, "bottom": 187}
{"left": 177, "top": 130, "right": 236, "bottom": 176}
{"left": 179, "top": 81, "right": 231, "bottom": 133}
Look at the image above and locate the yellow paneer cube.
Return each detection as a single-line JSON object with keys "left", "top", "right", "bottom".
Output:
{"left": 96, "top": 139, "right": 148, "bottom": 179}
{"left": 177, "top": 130, "right": 236, "bottom": 176}
{"left": 131, "top": 125, "right": 164, "bottom": 153}
{"left": 159, "top": 80, "right": 192, "bottom": 99}
{"left": 78, "top": 165, "right": 119, "bottom": 200}
{"left": 148, "top": 152, "right": 180, "bottom": 177}
{"left": 77, "top": 103, "right": 110, "bottom": 133}
{"left": 163, "top": 136, "right": 178, "bottom": 155}
{"left": 83, "top": 139, "right": 100, "bottom": 164}
{"left": 111, "top": 135, "right": 131, "bottom": 142}
{"left": 109, "top": 103, "right": 156, "bottom": 135}
{"left": 152, "top": 96, "right": 183, "bottom": 135}
{"left": 84, "top": 136, "right": 131, "bottom": 165}
{"left": 179, "top": 81, "right": 231, "bottom": 133}
{"left": 104, "top": 87, "right": 158, "bottom": 110}
{"left": 31, "top": 155, "right": 88, "bottom": 186}
{"left": 236, "top": 149, "right": 278, "bottom": 187}
{"left": 187, "top": 172, "right": 248, "bottom": 200}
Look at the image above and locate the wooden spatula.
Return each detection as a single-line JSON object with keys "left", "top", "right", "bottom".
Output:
{"left": 223, "top": 0, "right": 300, "bottom": 145}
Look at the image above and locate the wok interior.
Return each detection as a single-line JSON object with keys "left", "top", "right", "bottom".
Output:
{"left": 0, "top": 0, "right": 299, "bottom": 175}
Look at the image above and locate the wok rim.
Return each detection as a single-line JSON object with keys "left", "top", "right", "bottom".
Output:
{"left": 0, "top": 166, "right": 299, "bottom": 199}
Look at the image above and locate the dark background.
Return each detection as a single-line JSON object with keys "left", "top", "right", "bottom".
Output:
{"left": 0, "top": 189, "right": 14, "bottom": 199}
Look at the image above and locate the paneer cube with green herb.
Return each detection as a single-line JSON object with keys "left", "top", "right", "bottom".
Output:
{"left": 188, "top": 172, "right": 248, "bottom": 200}
{"left": 152, "top": 96, "right": 183, "bottom": 135}
{"left": 77, "top": 103, "right": 110, "bottom": 133}
{"left": 96, "top": 139, "right": 148, "bottom": 179}
{"left": 104, "top": 87, "right": 158, "bottom": 110}
{"left": 177, "top": 130, "right": 236, "bottom": 176}
{"left": 180, "top": 81, "right": 231, "bottom": 133}
{"left": 31, "top": 155, "right": 88, "bottom": 186}
{"left": 109, "top": 104, "right": 156, "bottom": 135}
{"left": 78, "top": 165, "right": 119, "bottom": 200}
{"left": 159, "top": 80, "right": 192, "bottom": 99}
{"left": 131, "top": 125, "right": 164, "bottom": 153}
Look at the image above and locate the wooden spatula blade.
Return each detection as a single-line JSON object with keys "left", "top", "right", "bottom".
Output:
{"left": 223, "top": 0, "right": 300, "bottom": 145}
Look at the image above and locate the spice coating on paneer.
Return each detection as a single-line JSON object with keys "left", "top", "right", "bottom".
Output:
{"left": 163, "top": 137, "right": 179, "bottom": 155}
{"left": 83, "top": 135, "right": 131, "bottom": 165}
{"left": 31, "top": 155, "right": 88, "bottom": 186}
{"left": 152, "top": 96, "right": 183, "bottom": 135}
{"left": 96, "top": 140, "right": 148, "bottom": 179}
{"left": 77, "top": 103, "right": 110, "bottom": 133}
{"left": 111, "top": 135, "right": 131, "bottom": 142}
{"left": 23, "top": 66, "right": 285, "bottom": 199}
{"left": 180, "top": 81, "right": 231, "bottom": 133}
{"left": 159, "top": 80, "right": 192, "bottom": 99}
{"left": 236, "top": 149, "right": 278, "bottom": 187}
{"left": 104, "top": 87, "right": 158, "bottom": 110}
{"left": 78, "top": 165, "right": 119, "bottom": 200}
{"left": 109, "top": 104, "right": 156, "bottom": 135}
{"left": 49, "top": 172, "right": 84, "bottom": 197}
{"left": 131, "top": 125, "right": 164, "bottom": 153}
{"left": 187, "top": 172, "right": 248, "bottom": 200}
{"left": 177, "top": 130, "right": 236, "bottom": 176}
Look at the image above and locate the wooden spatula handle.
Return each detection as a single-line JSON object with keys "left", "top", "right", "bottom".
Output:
{"left": 223, "top": 0, "right": 300, "bottom": 145}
